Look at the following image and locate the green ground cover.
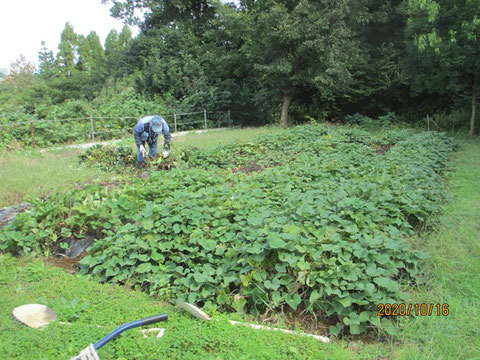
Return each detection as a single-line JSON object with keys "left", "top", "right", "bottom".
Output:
{"left": 393, "top": 138, "right": 480, "bottom": 359}
{"left": 1, "top": 124, "right": 456, "bottom": 337}
{"left": 0, "top": 125, "right": 478, "bottom": 359}
{"left": 0, "top": 254, "right": 374, "bottom": 360}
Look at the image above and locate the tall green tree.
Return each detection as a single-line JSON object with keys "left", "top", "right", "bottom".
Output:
{"left": 343, "top": 0, "right": 410, "bottom": 118}
{"left": 78, "top": 31, "right": 106, "bottom": 74}
{"left": 105, "top": 27, "right": 133, "bottom": 78}
{"left": 105, "top": 29, "right": 120, "bottom": 56}
{"left": 49, "top": 26, "right": 113, "bottom": 103}
{"left": 38, "top": 41, "right": 55, "bottom": 79}
{"left": 56, "top": 23, "right": 80, "bottom": 77}
{"left": 244, "top": 0, "right": 362, "bottom": 126}
{"left": 118, "top": 25, "right": 133, "bottom": 48}
{"left": 105, "top": 0, "right": 217, "bottom": 33}
{"left": 406, "top": 0, "right": 480, "bottom": 135}
{"left": 112, "top": 1, "right": 223, "bottom": 104}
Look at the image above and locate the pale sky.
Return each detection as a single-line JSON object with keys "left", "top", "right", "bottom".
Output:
{"left": 0, "top": 0, "right": 139, "bottom": 72}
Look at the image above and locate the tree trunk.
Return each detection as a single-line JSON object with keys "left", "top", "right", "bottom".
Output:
{"left": 280, "top": 93, "right": 291, "bottom": 127}
{"left": 470, "top": 84, "right": 477, "bottom": 136}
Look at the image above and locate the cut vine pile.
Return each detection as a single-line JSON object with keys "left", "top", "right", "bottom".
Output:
{"left": 78, "top": 143, "right": 177, "bottom": 172}
{"left": 0, "top": 124, "right": 456, "bottom": 336}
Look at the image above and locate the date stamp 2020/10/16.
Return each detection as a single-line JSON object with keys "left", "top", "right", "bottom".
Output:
{"left": 377, "top": 303, "right": 450, "bottom": 317}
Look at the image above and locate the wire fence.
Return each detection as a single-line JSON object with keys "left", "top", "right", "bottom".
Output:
{"left": 0, "top": 109, "right": 232, "bottom": 149}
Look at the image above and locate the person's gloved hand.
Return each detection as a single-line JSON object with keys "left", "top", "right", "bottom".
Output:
{"left": 139, "top": 144, "right": 147, "bottom": 158}
{"left": 162, "top": 150, "right": 170, "bottom": 158}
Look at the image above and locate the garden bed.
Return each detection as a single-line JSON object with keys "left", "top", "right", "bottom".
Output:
{"left": 0, "top": 124, "right": 457, "bottom": 337}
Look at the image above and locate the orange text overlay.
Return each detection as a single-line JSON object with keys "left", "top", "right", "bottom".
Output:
{"left": 377, "top": 303, "right": 450, "bottom": 317}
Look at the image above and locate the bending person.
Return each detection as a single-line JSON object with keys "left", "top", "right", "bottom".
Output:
{"left": 133, "top": 115, "right": 171, "bottom": 165}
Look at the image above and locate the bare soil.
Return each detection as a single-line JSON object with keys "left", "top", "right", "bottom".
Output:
{"left": 233, "top": 162, "right": 265, "bottom": 174}
{"left": 371, "top": 143, "right": 393, "bottom": 155}
{"left": 45, "top": 252, "right": 87, "bottom": 274}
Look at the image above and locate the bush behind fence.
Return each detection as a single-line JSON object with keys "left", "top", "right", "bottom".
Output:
{"left": 0, "top": 110, "right": 232, "bottom": 149}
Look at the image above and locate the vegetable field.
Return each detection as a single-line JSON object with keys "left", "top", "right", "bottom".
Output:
{"left": 0, "top": 124, "right": 456, "bottom": 336}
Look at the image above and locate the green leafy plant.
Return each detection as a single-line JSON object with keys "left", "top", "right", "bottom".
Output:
{"left": 0, "top": 124, "right": 456, "bottom": 336}
{"left": 54, "top": 297, "right": 90, "bottom": 322}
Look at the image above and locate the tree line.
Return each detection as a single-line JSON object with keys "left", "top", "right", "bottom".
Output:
{"left": 1, "top": 0, "right": 478, "bottom": 134}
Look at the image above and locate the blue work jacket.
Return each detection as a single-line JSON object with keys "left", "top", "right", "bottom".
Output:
{"left": 133, "top": 115, "right": 171, "bottom": 146}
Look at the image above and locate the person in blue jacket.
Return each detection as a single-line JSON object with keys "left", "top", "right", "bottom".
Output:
{"left": 133, "top": 115, "right": 171, "bottom": 164}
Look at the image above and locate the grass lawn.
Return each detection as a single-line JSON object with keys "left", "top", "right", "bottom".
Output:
{"left": 172, "top": 126, "right": 282, "bottom": 149}
{"left": 393, "top": 138, "right": 480, "bottom": 359}
{"left": 0, "top": 148, "right": 110, "bottom": 207}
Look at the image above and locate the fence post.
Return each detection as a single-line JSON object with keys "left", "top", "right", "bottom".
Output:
{"left": 204, "top": 109, "right": 207, "bottom": 130}
{"left": 90, "top": 115, "right": 95, "bottom": 141}
{"left": 427, "top": 115, "right": 430, "bottom": 131}
{"left": 228, "top": 110, "right": 231, "bottom": 128}
{"left": 174, "top": 113, "right": 177, "bottom": 132}
{"left": 30, "top": 120, "right": 35, "bottom": 149}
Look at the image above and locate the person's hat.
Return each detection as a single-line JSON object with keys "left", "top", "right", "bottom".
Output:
{"left": 151, "top": 116, "right": 163, "bottom": 133}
